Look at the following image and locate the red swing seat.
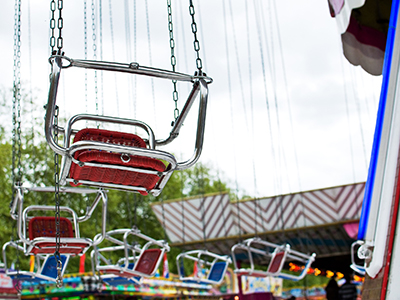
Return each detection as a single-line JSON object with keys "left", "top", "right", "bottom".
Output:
{"left": 69, "top": 128, "right": 166, "bottom": 195}
{"left": 27, "top": 216, "right": 91, "bottom": 255}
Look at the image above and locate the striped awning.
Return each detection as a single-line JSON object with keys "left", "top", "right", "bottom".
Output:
{"left": 151, "top": 182, "right": 365, "bottom": 260}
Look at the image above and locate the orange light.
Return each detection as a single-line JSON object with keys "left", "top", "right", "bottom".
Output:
{"left": 326, "top": 270, "right": 334, "bottom": 278}
{"left": 314, "top": 268, "right": 321, "bottom": 276}
{"left": 336, "top": 272, "right": 344, "bottom": 279}
{"left": 354, "top": 275, "right": 364, "bottom": 282}
{"left": 234, "top": 296, "right": 239, "bottom": 300}
{"left": 289, "top": 263, "right": 296, "bottom": 271}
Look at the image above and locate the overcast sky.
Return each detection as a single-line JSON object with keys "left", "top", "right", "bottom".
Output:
{"left": 0, "top": 0, "right": 382, "bottom": 198}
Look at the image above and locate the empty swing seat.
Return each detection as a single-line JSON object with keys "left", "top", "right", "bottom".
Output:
{"left": 92, "top": 228, "right": 169, "bottom": 282}
{"left": 231, "top": 237, "right": 316, "bottom": 281}
{"left": 27, "top": 216, "right": 91, "bottom": 255}
{"left": 46, "top": 56, "right": 211, "bottom": 196}
{"left": 2, "top": 238, "right": 71, "bottom": 284}
{"left": 69, "top": 128, "right": 166, "bottom": 195}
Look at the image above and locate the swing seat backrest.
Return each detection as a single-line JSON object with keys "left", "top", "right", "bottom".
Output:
{"left": 40, "top": 255, "right": 69, "bottom": 279}
{"left": 207, "top": 261, "right": 228, "bottom": 283}
{"left": 69, "top": 128, "right": 166, "bottom": 195}
{"left": 27, "top": 216, "right": 91, "bottom": 255}
{"left": 29, "top": 216, "right": 74, "bottom": 239}
{"left": 134, "top": 248, "right": 162, "bottom": 276}
{"left": 266, "top": 250, "right": 286, "bottom": 274}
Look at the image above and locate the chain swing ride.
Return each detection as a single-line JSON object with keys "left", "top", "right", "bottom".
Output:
{"left": 44, "top": 0, "right": 212, "bottom": 197}
{"left": 3, "top": 0, "right": 323, "bottom": 292}
{"left": 4, "top": 0, "right": 213, "bottom": 288}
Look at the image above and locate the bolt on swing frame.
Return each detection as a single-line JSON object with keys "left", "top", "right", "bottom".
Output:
{"left": 44, "top": 55, "right": 212, "bottom": 196}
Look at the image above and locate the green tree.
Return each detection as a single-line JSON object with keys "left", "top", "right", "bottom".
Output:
{"left": 0, "top": 86, "right": 236, "bottom": 274}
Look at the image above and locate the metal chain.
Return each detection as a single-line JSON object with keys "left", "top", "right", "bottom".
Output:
{"left": 53, "top": 106, "right": 63, "bottom": 287}
{"left": 49, "top": 0, "right": 63, "bottom": 287}
{"left": 57, "top": 0, "right": 63, "bottom": 53}
{"left": 50, "top": 0, "right": 56, "bottom": 53}
{"left": 188, "top": 0, "right": 203, "bottom": 74}
{"left": 167, "top": 0, "right": 179, "bottom": 122}
{"left": 50, "top": 0, "right": 63, "bottom": 54}
{"left": 91, "top": 0, "right": 99, "bottom": 116}
{"left": 12, "top": 0, "right": 22, "bottom": 293}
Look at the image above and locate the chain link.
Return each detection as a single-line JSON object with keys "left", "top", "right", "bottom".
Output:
{"left": 49, "top": 0, "right": 63, "bottom": 286}
{"left": 91, "top": 0, "right": 99, "bottom": 116}
{"left": 57, "top": 0, "right": 63, "bottom": 53}
{"left": 167, "top": 0, "right": 179, "bottom": 122}
{"left": 50, "top": 0, "right": 56, "bottom": 53}
{"left": 12, "top": 0, "right": 22, "bottom": 293}
{"left": 50, "top": 0, "right": 63, "bottom": 54}
{"left": 189, "top": 0, "right": 203, "bottom": 74}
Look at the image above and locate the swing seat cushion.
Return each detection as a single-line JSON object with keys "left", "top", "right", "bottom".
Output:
{"left": 99, "top": 266, "right": 137, "bottom": 278}
{"left": 134, "top": 249, "right": 162, "bottom": 276}
{"left": 29, "top": 241, "right": 90, "bottom": 255}
{"left": 102, "top": 276, "right": 141, "bottom": 286}
{"left": 69, "top": 128, "right": 166, "bottom": 195}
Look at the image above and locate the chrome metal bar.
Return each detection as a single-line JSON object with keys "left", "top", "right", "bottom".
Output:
{"left": 45, "top": 57, "right": 67, "bottom": 156}
{"left": 64, "top": 114, "right": 156, "bottom": 150}
{"left": 176, "top": 79, "right": 209, "bottom": 170}
{"left": 25, "top": 186, "right": 99, "bottom": 194}
{"left": 55, "top": 55, "right": 213, "bottom": 83}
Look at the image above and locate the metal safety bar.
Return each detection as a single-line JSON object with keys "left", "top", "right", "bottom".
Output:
{"left": 55, "top": 55, "right": 213, "bottom": 83}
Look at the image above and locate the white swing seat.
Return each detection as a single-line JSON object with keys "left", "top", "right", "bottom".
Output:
{"left": 231, "top": 237, "right": 316, "bottom": 281}
{"left": 45, "top": 55, "right": 211, "bottom": 196}
{"left": 2, "top": 241, "right": 70, "bottom": 283}
{"left": 9, "top": 186, "right": 108, "bottom": 256}
{"left": 92, "top": 228, "right": 169, "bottom": 282}
{"left": 176, "top": 250, "right": 231, "bottom": 285}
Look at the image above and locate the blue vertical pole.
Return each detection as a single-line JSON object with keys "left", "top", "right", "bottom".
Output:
{"left": 358, "top": 0, "right": 400, "bottom": 240}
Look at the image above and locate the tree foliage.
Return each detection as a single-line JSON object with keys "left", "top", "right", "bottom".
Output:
{"left": 0, "top": 87, "right": 234, "bottom": 275}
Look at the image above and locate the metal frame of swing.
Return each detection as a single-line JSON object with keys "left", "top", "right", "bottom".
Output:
{"left": 44, "top": 55, "right": 211, "bottom": 196}
{"left": 91, "top": 227, "right": 170, "bottom": 284}
{"left": 231, "top": 237, "right": 316, "bottom": 281}
{"left": 176, "top": 249, "right": 231, "bottom": 285}
{"left": 6, "top": 186, "right": 107, "bottom": 257}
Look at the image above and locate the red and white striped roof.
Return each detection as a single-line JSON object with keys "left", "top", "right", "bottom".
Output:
{"left": 151, "top": 182, "right": 365, "bottom": 259}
